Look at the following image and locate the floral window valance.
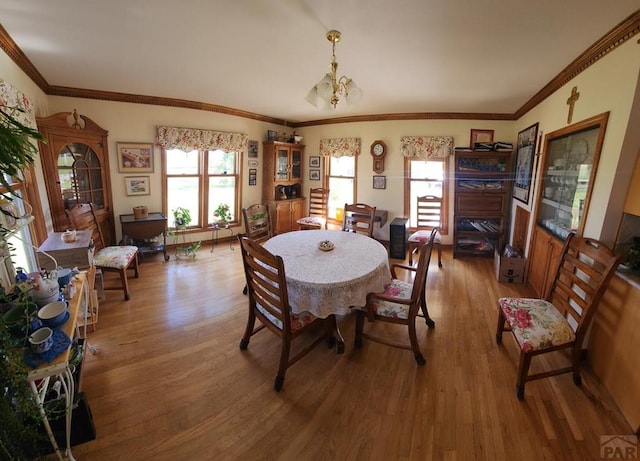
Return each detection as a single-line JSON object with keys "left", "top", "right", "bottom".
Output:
{"left": 400, "top": 136, "right": 453, "bottom": 160}
{"left": 0, "top": 78, "right": 37, "bottom": 129}
{"left": 319, "top": 137, "right": 361, "bottom": 157}
{"left": 156, "top": 125, "right": 248, "bottom": 153}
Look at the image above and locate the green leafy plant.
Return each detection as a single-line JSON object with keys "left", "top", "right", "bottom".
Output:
{"left": 172, "top": 207, "right": 192, "bottom": 228}
{"left": 0, "top": 107, "right": 44, "bottom": 197}
{"left": 213, "top": 203, "right": 232, "bottom": 224}
{"left": 0, "top": 106, "right": 50, "bottom": 459}
{"left": 185, "top": 241, "right": 202, "bottom": 259}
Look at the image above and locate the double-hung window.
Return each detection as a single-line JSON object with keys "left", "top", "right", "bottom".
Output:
{"left": 405, "top": 158, "right": 448, "bottom": 233}
{"left": 320, "top": 138, "right": 361, "bottom": 221}
{"left": 164, "top": 148, "right": 239, "bottom": 229}
{"left": 326, "top": 155, "right": 356, "bottom": 220}
{"left": 401, "top": 136, "right": 453, "bottom": 234}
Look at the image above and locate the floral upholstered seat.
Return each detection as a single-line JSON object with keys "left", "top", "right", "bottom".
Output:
{"left": 368, "top": 279, "right": 414, "bottom": 319}
{"left": 497, "top": 298, "right": 575, "bottom": 353}
{"left": 408, "top": 229, "right": 442, "bottom": 266}
{"left": 256, "top": 303, "right": 317, "bottom": 332}
{"left": 296, "top": 216, "right": 326, "bottom": 229}
{"left": 93, "top": 246, "right": 139, "bottom": 270}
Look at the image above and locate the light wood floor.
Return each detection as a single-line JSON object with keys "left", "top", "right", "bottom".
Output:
{"left": 72, "top": 240, "right": 633, "bottom": 461}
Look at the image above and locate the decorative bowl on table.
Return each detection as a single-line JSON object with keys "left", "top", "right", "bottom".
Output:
{"left": 318, "top": 240, "right": 335, "bottom": 251}
{"left": 38, "top": 301, "right": 68, "bottom": 328}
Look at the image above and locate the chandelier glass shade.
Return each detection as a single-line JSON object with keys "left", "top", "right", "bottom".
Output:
{"left": 305, "top": 30, "right": 362, "bottom": 110}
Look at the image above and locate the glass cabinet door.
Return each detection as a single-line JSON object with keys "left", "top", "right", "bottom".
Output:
{"left": 276, "top": 147, "right": 289, "bottom": 180}
{"left": 290, "top": 148, "right": 302, "bottom": 180}
{"left": 536, "top": 113, "right": 609, "bottom": 239}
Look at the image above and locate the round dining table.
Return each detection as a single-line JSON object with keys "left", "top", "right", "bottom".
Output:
{"left": 263, "top": 230, "right": 391, "bottom": 352}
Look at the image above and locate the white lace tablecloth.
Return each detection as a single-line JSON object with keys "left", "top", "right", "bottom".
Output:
{"left": 263, "top": 230, "right": 391, "bottom": 318}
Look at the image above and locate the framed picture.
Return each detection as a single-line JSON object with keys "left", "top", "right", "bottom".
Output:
{"left": 513, "top": 123, "right": 539, "bottom": 204}
{"left": 117, "top": 142, "right": 154, "bottom": 173}
{"left": 267, "top": 130, "right": 278, "bottom": 141}
{"left": 248, "top": 159, "right": 258, "bottom": 167}
{"left": 248, "top": 140, "right": 258, "bottom": 158}
{"left": 124, "top": 176, "right": 150, "bottom": 196}
{"left": 309, "top": 156, "right": 320, "bottom": 168}
{"left": 249, "top": 168, "right": 257, "bottom": 186}
{"left": 309, "top": 169, "right": 320, "bottom": 180}
{"left": 470, "top": 129, "right": 494, "bottom": 147}
{"left": 373, "top": 175, "right": 386, "bottom": 190}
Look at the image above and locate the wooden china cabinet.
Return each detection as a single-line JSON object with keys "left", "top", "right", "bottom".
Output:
{"left": 262, "top": 141, "right": 305, "bottom": 234}
{"left": 36, "top": 112, "right": 116, "bottom": 244}
{"left": 526, "top": 112, "right": 609, "bottom": 296}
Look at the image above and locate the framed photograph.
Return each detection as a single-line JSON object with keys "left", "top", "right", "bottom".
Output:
{"left": 249, "top": 168, "right": 257, "bottom": 186}
{"left": 267, "top": 130, "right": 278, "bottom": 141}
{"left": 513, "top": 122, "right": 539, "bottom": 204}
{"left": 470, "top": 129, "right": 494, "bottom": 147}
{"left": 124, "top": 176, "right": 150, "bottom": 196}
{"left": 248, "top": 140, "right": 258, "bottom": 158}
{"left": 373, "top": 175, "right": 386, "bottom": 190}
{"left": 248, "top": 159, "right": 258, "bottom": 167}
{"left": 309, "top": 156, "right": 320, "bottom": 168}
{"left": 309, "top": 169, "right": 320, "bottom": 181}
{"left": 117, "top": 142, "right": 154, "bottom": 173}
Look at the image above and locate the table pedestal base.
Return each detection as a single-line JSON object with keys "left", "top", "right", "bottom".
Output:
{"left": 324, "top": 315, "right": 345, "bottom": 354}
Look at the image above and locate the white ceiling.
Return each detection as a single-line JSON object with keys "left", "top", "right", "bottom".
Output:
{"left": 1, "top": 1, "right": 638, "bottom": 123}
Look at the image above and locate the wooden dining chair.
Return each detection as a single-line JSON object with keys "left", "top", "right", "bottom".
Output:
{"left": 496, "top": 233, "right": 620, "bottom": 400}
{"left": 407, "top": 195, "right": 443, "bottom": 267}
{"left": 354, "top": 228, "right": 437, "bottom": 364}
{"left": 296, "top": 188, "right": 329, "bottom": 230}
{"left": 241, "top": 203, "right": 272, "bottom": 244}
{"left": 240, "top": 203, "right": 273, "bottom": 295}
{"left": 342, "top": 203, "right": 376, "bottom": 238}
{"left": 238, "top": 236, "right": 329, "bottom": 391}
{"left": 66, "top": 203, "right": 139, "bottom": 300}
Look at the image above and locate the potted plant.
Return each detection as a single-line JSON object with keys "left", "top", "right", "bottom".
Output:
{"left": 0, "top": 106, "right": 51, "bottom": 458}
{"left": 172, "top": 207, "right": 192, "bottom": 228}
{"left": 213, "top": 203, "right": 232, "bottom": 226}
{"left": 185, "top": 241, "right": 202, "bottom": 259}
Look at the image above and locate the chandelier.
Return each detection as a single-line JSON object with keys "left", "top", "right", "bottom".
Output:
{"left": 305, "top": 30, "right": 362, "bottom": 109}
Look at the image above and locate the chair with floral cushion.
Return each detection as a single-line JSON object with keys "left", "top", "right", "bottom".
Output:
{"left": 407, "top": 195, "right": 443, "bottom": 267}
{"left": 238, "top": 236, "right": 330, "bottom": 391}
{"left": 296, "top": 188, "right": 329, "bottom": 230}
{"left": 496, "top": 233, "right": 620, "bottom": 400}
{"left": 66, "top": 203, "right": 139, "bottom": 300}
{"left": 354, "top": 228, "right": 437, "bottom": 364}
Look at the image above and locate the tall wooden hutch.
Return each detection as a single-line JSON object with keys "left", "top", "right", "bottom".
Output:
{"left": 262, "top": 141, "right": 305, "bottom": 234}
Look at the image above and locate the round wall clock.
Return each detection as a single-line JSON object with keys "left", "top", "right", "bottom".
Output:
{"left": 370, "top": 140, "right": 386, "bottom": 174}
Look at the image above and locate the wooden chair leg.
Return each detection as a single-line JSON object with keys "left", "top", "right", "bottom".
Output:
{"left": 496, "top": 308, "right": 506, "bottom": 344}
{"left": 419, "top": 293, "right": 435, "bottom": 328}
{"left": 132, "top": 254, "right": 139, "bottom": 278}
{"left": 516, "top": 352, "right": 532, "bottom": 400}
{"left": 354, "top": 310, "right": 365, "bottom": 349}
{"left": 239, "top": 308, "right": 256, "bottom": 350}
{"left": 120, "top": 269, "right": 131, "bottom": 301}
{"left": 408, "top": 243, "right": 416, "bottom": 265}
{"left": 275, "top": 339, "right": 291, "bottom": 392}
{"left": 408, "top": 321, "right": 425, "bottom": 365}
{"left": 437, "top": 242, "right": 442, "bottom": 268}
{"left": 571, "top": 346, "right": 583, "bottom": 386}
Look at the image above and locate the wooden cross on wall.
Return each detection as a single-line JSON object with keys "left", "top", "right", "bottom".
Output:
{"left": 566, "top": 86, "right": 580, "bottom": 124}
